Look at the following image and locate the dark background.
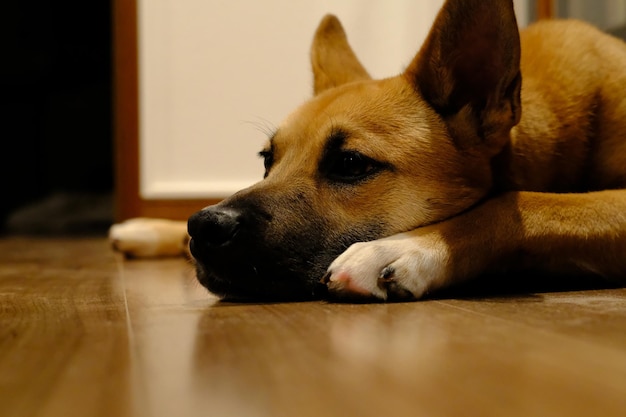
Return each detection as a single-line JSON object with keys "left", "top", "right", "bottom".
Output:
{"left": 1, "top": 1, "right": 113, "bottom": 235}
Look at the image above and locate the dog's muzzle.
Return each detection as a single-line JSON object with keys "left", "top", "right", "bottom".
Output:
{"left": 187, "top": 203, "right": 329, "bottom": 301}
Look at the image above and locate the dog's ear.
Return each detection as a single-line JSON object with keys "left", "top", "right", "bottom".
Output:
{"left": 311, "top": 15, "right": 371, "bottom": 95}
{"left": 405, "top": 0, "right": 521, "bottom": 155}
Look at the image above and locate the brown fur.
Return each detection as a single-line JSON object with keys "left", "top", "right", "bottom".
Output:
{"left": 111, "top": 0, "right": 626, "bottom": 301}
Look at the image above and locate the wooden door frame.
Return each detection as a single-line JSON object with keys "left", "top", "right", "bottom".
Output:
{"left": 112, "top": 0, "right": 555, "bottom": 222}
{"left": 536, "top": 0, "right": 555, "bottom": 20}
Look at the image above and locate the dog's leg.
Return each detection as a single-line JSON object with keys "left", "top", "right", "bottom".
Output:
{"left": 325, "top": 190, "right": 626, "bottom": 300}
{"left": 109, "top": 218, "right": 189, "bottom": 258}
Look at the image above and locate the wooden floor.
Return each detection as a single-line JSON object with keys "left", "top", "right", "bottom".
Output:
{"left": 1, "top": 237, "right": 626, "bottom": 417}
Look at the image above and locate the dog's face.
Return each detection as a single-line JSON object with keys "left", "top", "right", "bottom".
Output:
{"left": 189, "top": 0, "right": 521, "bottom": 300}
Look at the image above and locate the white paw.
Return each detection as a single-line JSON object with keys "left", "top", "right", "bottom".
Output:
{"left": 109, "top": 218, "right": 188, "bottom": 258}
{"left": 324, "top": 231, "right": 451, "bottom": 301}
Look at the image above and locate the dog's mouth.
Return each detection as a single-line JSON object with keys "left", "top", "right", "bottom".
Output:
{"left": 190, "top": 236, "right": 331, "bottom": 301}
{"left": 187, "top": 202, "right": 339, "bottom": 301}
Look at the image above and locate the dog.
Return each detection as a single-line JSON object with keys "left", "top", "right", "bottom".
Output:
{"left": 111, "top": 0, "right": 626, "bottom": 302}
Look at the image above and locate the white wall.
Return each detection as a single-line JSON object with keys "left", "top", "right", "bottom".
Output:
{"left": 138, "top": 0, "right": 528, "bottom": 199}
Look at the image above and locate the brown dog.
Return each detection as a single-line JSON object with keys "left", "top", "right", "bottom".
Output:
{"left": 111, "top": 0, "right": 626, "bottom": 301}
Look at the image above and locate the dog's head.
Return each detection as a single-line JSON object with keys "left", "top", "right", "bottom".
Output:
{"left": 189, "top": 0, "right": 521, "bottom": 300}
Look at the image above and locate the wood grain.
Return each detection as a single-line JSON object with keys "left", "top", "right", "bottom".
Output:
{"left": 0, "top": 238, "right": 132, "bottom": 417}
{"left": 1, "top": 237, "right": 625, "bottom": 417}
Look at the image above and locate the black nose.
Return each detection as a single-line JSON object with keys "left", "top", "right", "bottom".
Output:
{"left": 188, "top": 206, "right": 241, "bottom": 247}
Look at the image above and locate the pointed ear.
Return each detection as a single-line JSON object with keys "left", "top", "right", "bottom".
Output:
{"left": 310, "top": 15, "right": 371, "bottom": 95}
{"left": 405, "top": 0, "right": 521, "bottom": 154}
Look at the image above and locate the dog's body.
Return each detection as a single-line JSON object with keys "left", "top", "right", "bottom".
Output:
{"left": 111, "top": 0, "right": 626, "bottom": 301}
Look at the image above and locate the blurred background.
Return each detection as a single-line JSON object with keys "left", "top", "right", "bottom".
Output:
{"left": 2, "top": 0, "right": 626, "bottom": 236}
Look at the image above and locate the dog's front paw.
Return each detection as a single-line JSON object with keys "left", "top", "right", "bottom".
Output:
{"left": 109, "top": 218, "right": 188, "bottom": 258}
{"left": 323, "top": 231, "right": 451, "bottom": 301}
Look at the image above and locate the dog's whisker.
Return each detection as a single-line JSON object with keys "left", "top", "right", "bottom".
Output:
{"left": 242, "top": 118, "right": 278, "bottom": 139}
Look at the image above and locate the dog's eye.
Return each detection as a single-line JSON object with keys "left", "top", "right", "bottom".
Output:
{"left": 328, "top": 151, "right": 380, "bottom": 183}
{"left": 259, "top": 150, "right": 274, "bottom": 178}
